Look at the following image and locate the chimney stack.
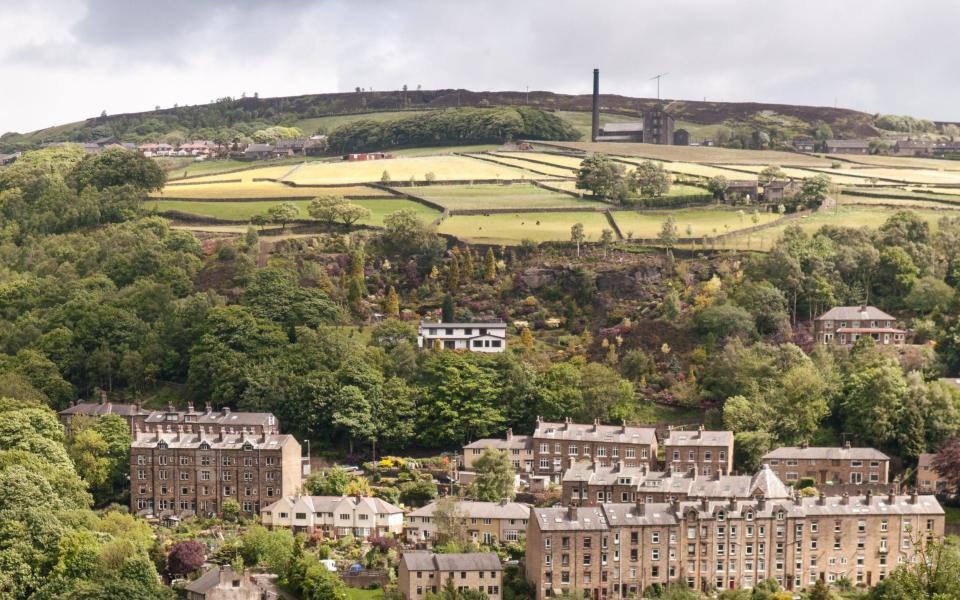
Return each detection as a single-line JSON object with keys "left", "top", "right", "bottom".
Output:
{"left": 621, "top": 420, "right": 627, "bottom": 434}
{"left": 757, "top": 497, "right": 766, "bottom": 510}
{"left": 99, "top": 390, "right": 108, "bottom": 405}
{"left": 818, "top": 493, "right": 826, "bottom": 506}
{"left": 910, "top": 491, "right": 918, "bottom": 505}
{"left": 591, "top": 69, "right": 600, "bottom": 142}
{"left": 568, "top": 506, "right": 578, "bottom": 521}
{"left": 700, "top": 497, "right": 708, "bottom": 511}
{"left": 500, "top": 498, "right": 509, "bottom": 506}
{"left": 841, "top": 492, "right": 849, "bottom": 505}
{"left": 843, "top": 440, "right": 852, "bottom": 450}
{"left": 187, "top": 402, "right": 194, "bottom": 413}
{"left": 888, "top": 488, "right": 896, "bottom": 505}
{"left": 592, "top": 418, "right": 599, "bottom": 432}
{"left": 865, "top": 490, "right": 873, "bottom": 506}
{"left": 205, "top": 402, "right": 213, "bottom": 414}
{"left": 506, "top": 428, "right": 513, "bottom": 441}
{"left": 568, "top": 456, "right": 576, "bottom": 469}
{"left": 635, "top": 500, "right": 645, "bottom": 516}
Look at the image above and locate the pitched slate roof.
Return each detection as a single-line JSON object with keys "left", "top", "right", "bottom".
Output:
{"left": 749, "top": 465, "right": 792, "bottom": 499}
{"left": 131, "top": 431, "right": 296, "bottom": 451}
{"left": 464, "top": 435, "right": 532, "bottom": 451}
{"left": 665, "top": 428, "right": 733, "bottom": 447}
{"left": 185, "top": 565, "right": 237, "bottom": 594}
{"left": 825, "top": 139, "right": 870, "bottom": 149}
{"left": 534, "top": 419, "right": 657, "bottom": 446}
{"left": 60, "top": 401, "right": 149, "bottom": 417}
{"left": 144, "top": 406, "right": 277, "bottom": 429}
{"left": 763, "top": 446, "right": 890, "bottom": 461}
{"left": 401, "top": 552, "right": 502, "bottom": 572}
{"left": 265, "top": 495, "right": 403, "bottom": 515}
{"left": 817, "top": 305, "right": 895, "bottom": 321}
{"left": 407, "top": 500, "right": 530, "bottom": 520}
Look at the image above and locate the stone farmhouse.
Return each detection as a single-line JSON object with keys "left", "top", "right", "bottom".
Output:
{"left": 463, "top": 428, "right": 534, "bottom": 473}
{"left": 824, "top": 139, "right": 870, "bottom": 154}
{"left": 261, "top": 495, "right": 404, "bottom": 538}
{"left": 814, "top": 305, "right": 906, "bottom": 346}
{"left": 916, "top": 453, "right": 947, "bottom": 494}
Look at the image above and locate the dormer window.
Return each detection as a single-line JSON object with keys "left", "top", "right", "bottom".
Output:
{"left": 717, "top": 511, "right": 725, "bottom": 522}
{"left": 157, "top": 440, "right": 168, "bottom": 449}
{"left": 199, "top": 442, "right": 211, "bottom": 450}
{"left": 243, "top": 442, "right": 254, "bottom": 451}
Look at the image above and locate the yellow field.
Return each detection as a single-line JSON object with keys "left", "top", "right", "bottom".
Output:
{"left": 617, "top": 159, "right": 755, "bottom": 180}
{"left": 828, "top": 154, "right": 960, "bottom": 171}
{"left": 538, "top": 141, "right": 832, "bottom": 166}
{"left": 178, "top": 165, "right": 299, "bottom": 184}
{"left": 285, "top": 155, "right": 534, "bottom": 185}
{"left": 807, "top": 167, "right": 960, "bottom": 185}
{"left": 468, "top": 154, "right": 576, "bottom": 177}
{"left": 495, "top": 152, "right": 587, "bottom": 169}
{"left": 152, "top": 182, "right": 389, "bottom": 199}
{"left": 731, "top": 164, "right": 875, "bottom": 185}
{"left": 917, "top": 187, "right": 960, "bottom": 196}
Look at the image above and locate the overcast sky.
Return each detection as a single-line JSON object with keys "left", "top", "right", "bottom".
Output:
{"left": 2, "top": 0, "right": 958, "bottom": 134}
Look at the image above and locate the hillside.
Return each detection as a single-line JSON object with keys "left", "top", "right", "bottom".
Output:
{"left": 2, "top": 87, "right": 882, "bottom": 150}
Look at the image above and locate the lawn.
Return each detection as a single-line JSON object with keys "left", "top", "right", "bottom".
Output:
{"left": 410, "top": 183, "right": 594, "bottom": 210}
{"left": 439, "top": 211, "right": 612, "bottom": 245}
{"left": 149, "top": 198, "right": 439, "bottom": 226}
{"left": 153, "top": 181, "right": 390, "bottom": 199}
{"left": 286, "top": 155, "right": 534, "bottom": 185}
{"left": 346, "top": 587, "right": 385, "bottom": 600}
{"left": 538, "top": 141, "right": 832, "bottom": 166}
{"left": 610, "top": 208, "right": 780, "bottom": 240}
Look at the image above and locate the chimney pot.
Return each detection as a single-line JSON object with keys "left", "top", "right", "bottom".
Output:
{"left": 843, "top": 440, "right": 851, "bottom": 450}
{"left": 841, "top": 493, "right": 849, "bottom": 505}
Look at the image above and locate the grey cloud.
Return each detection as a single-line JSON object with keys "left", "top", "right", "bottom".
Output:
{"left": 2, "top": 0, "right": 960, "bottom": 133}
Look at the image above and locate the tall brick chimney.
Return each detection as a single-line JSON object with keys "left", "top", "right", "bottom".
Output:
{"left": 591, "top": 69, "right": 600, "bottom": 142}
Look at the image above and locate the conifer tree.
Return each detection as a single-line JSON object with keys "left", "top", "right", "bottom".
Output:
{"left": 385, "top": 286, "right": 400, "bottom": 317}
{"left": 462, "top": 248, "right": 475, "bottom": 281}
{"left": 446, "top": 256, "right": 460, "bottom": 292}
{"left": 483, "top": 248, "right": 497, "bottom": 281}
{"left": 520, "top": 327, "right": 534, "bottom": 350}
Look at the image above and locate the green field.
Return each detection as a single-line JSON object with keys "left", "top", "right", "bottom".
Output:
{"left": 540, "top": 141, "right": 832, "bottom": 166}
{"left": 287, "top": 155, "right": 535, "bottom": 184}
{"left": 438, "top": 211, "right": 612, "bottom": 244}
{"left": 719, "top": 205, "right": 960, "bottom": 251}
{"left": 410, "top": 183, "right": 593, "bottom": 210}
{"left": 149, "top": 198, "right": 439, "bottom": 226}
{"left": 611, "top": 208, "right": 780, "bottom": 239}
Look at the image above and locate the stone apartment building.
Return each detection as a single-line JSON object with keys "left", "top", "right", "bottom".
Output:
{"left": 563, "top": 463, "right": 791, "bottom": 506}
{"left": 130, "top": 431, "right": 302, "bottom": 518}
{"left": 531, "top": 418, "right": 658, "bottom": 482}
{"left": 261, "top": 495, "right": 404, "bottom": 538}
{"left": 142, "top": 403, "right": 279, "bottom": 436}
{"left": 814, "top": 305, "right": 906, "bottom": 346}
{"left": 762, "top": 444, "right": 890, "bottom": 486}
{"left": 526, "top": 492, "right": 944, "bottom": 598}
{"left": 463, "top": 428, "right": 534, "bottom": 473}
{"left": 663, "top": 427, "right": 734, "bottom": 476}
{"left": 916, "top": 453, "right": 947, "bottom": 494}
{"left": 406, "top": 499, "right": 530, "bottom": 545}
{"left": 399, "top": 552, "right": 503, "bottom": 600}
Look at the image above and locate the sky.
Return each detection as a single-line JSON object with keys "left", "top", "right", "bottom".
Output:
{"left": 1, "top": 0, "right": 958, "bottom": 134}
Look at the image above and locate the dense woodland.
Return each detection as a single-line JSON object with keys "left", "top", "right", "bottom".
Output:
{"left": 3, "top": 144, "right": 960, "bottom": 597}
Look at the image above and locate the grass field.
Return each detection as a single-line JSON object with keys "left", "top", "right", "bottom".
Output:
{"left": 439, "top": 211, "right": 612, "bottom": 244}
{"left": 611, "top": 208, "right": 780, "bottom": 239}
{"left": 286, "top": 155, "right": 534, "bottom": 184}
{"left": 539, "top": 141, "right": 832, "bottom": 166}
{"left": 410, "top": 183, "right": 593, "bottom": 209}
{"left": 495, "top": 151, "right": 587, "bottom": 169}
{"left": 149, "top": 198, "right": 439, "bottom": 226}
{"left": 807, "top": 166, "right": 960, "bottom": 185}
{"left": 174, "top": 165, "right": 301, "bottom": 184}
{"left": 153, "top": 181, "right": 391, "bottom": 199}
{"left": 547, "top": 181, "right": 708, "bottom": 199}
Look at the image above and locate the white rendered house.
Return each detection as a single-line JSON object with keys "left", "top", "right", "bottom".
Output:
{"left": 417, "top": 321, "right": 507, "bottom": 353}
{"left": 261, "top": 495, "right": 404, "bottom": 538}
